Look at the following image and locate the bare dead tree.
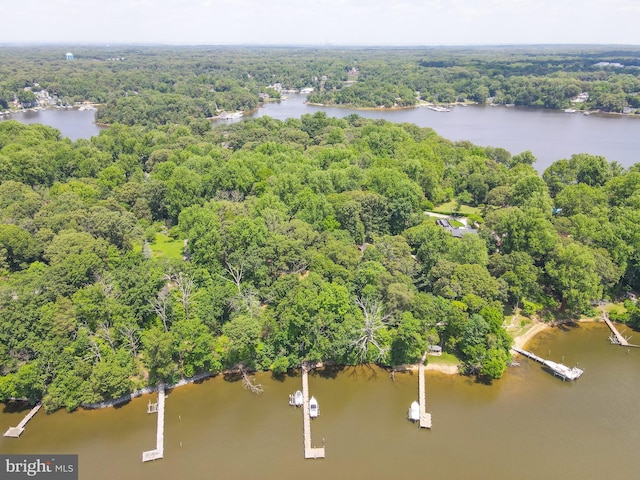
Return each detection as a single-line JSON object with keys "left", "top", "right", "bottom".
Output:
{"left": 119, "top": 325, "right": 140, "bottom": 357}
{"left": 229, "top": 287, "right": 261, "bottom": 317}
{"left": 352, "top": 296, "right": 391, "bottom": 362}
{"left": 287, "top": 258, "right": 309, "bottom": 275}
{"left": 174, "top": 272, "right": 194, "bottom": 320}
{"left": 96, "top": 321, "right": 116, "bottom": 353}
{"left": 96, "top": 273, "right": 119, "bottom": 299}
{"left": 224, "top": 260, "right": 244, "bottom": 293}
{"left": 240, "top": 365, "right": 264, "bottom": 395}
{"left": 215, "top": 190, "right": 245, "bottom": 203}
{"left": 85, "top": 336, "right": 102, "bottom": 363}
{"left": 150, "top": 286, "right": 171, "bottom": 332}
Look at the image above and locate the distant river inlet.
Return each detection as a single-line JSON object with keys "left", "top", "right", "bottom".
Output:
{"left": 252, "top": 95, "right": 640, "bottom": 172}
{"left": 1, "top": 323, "right": 639, "bottom": 480}
{"left": 2, "top": 97, "right": 639, "bottom": 172}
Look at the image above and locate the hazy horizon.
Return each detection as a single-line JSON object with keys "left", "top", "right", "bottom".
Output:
{"left": 1, "top": 0, "right": 638, "bottom": 46}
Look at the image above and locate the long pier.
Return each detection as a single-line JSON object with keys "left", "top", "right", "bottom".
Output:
{"left": 418, "top": 364, "right": 432, "bottom": 429}
{"left": 301, "top": 366, "right": 325, "bottom": 459}
{"left": 3, "top": 404, "right": 41, "bottom": 438}
{"left": 142, "top": 384, "right": 165, "bottom": 462}
{"left": 513, "top": 347, "right": 583, "bottom": 381}
{"left": 602, "top": 314, "right": 639, "bottom": 347}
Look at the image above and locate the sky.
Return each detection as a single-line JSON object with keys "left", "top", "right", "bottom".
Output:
{"left": 1, "top": 0, "right": 638, "bottom": 46}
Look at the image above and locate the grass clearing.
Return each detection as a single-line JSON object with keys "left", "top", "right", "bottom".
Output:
{"left": 132, "top": 234, "right": 184, "bottom": 261}
{"left": 432, "top": 201, "right": 481, "bottom": 216}
{"left": 598, "top": 302, "right": 628, "bottom": 314}
{"left": 150, "top": 233, "right": 184, "bottom": 260}
{"left": 426, "top": 352, "right": 460, "bottom": 365}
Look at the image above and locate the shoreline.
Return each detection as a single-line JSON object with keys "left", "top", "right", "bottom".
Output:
{"left": 512, "top": 320, "right": 552, "bottom": 349}
{"left": 56, "top": 321, "right": 567, "bottom": 410}
{"left": 304, "top": 101, "right": 419, "bottom": 111}
{"left": 4, "top": 318, "right": 615, "bottom": 413}
{"left": 302, "top": 100, "right": 640, "bottom": 117}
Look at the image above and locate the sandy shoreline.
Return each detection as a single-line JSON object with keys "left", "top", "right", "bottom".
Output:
{"left": 424, "top": 363, "right": 459, "bottom": 374}
{"left": 512, "top": 321, "right": 552, "bottom": 349}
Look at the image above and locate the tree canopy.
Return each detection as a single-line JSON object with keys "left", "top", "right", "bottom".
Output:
{"left": 0, "top": 86, "right": 638, "bottom": 409}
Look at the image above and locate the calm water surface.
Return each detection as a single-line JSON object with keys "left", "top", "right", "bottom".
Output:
{"left": 0, "top": 109, "right": 103, "bottom": 141}
{"left": 250, "top": 95, "right": 640, "bottom": 172}
{"left": 1, "top": 323, "right": 638, "bottom": 480}
{"left": 2, "top": 97, "right": 639, "bottom": 172}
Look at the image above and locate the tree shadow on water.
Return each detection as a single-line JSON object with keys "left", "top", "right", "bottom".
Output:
{"left": 2, "top": 400, "right": 32, "bottom": 414}
{"left": 556, "top": 321, "right": 580, "bottom": 332}
{"left": 222, "top": 371, "right": 243, "bottom": 384}
{"left": 270, "top": 370, "right": 291, "bottom": 382}
{"left": 473, "top": 374, "right": 494, "bottom": 386}
{"left": 315, "top": 364, "right": 345, "bottom": 379}
{"left": 348, "top": 363, "right": 381, "bottom": 381}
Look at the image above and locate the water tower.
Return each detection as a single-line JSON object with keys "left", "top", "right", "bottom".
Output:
{"left": 66, "top": 52, "right": 74, "bottom": 61}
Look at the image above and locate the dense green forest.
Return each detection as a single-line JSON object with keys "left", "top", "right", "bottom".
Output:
{"left": 1, "top": 110, "right": 639, "bottom": 412}
{"left": 1, "top": 45, "right": 639, "bottom": 128}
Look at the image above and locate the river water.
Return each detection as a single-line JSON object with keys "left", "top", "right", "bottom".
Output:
{"left": 0, "top": 109, "right": 103, "bottom": 141}
{"left": 250, "top": 95, "right": 640, "bottom": 172}
{"left": 2, "top": 97, "right": 639, "bottom": 172}
{"left": 1, "top": 323, "right": 639, "bottom": 480}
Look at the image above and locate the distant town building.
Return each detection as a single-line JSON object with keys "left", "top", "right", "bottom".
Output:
{"left": 593, "top": 61, "right": 623, "bottom": 68}
{"left": 66, "top": 52, "right": 74, "bottom": 61}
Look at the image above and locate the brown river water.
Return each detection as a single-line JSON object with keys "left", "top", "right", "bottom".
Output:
{"left": 1, "top": 323, "right": 639, "bottom": 479}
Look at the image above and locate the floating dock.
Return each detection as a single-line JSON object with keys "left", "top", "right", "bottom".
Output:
{"left": 3, "top": 404, "right": 41, "bottom": 438}
{"left": 418, "top": 364, "right": 432, "bottom": 429}
{"left": 513, "top": 348, "right": 583, "bottom": 381}
{"left": 301, "top": 366, "right": 325, "bottom": 459}
{"left": 602, "top": 314, "right": 639, "bottom": 347}
{"left": 142, "top": 384, "right": 165, "bottom": 462}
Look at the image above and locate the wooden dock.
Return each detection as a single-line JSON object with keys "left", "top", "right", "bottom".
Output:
{"left": 513, "top": 347, "right": 583, "bottom": 381}
{"left": 602, "top": 313, "right": 639, "bottom": 347}
{"left": 418, "top": 364, "right": 432, "bottom": 429}
{"left": 3, "top": 404, "right": 41, "bottom": 438}
{"left": 142, "top": 384, "right": 165, "bottom": 462}
{"left": 301, "top": 366, "right": 325, "bottom": 459}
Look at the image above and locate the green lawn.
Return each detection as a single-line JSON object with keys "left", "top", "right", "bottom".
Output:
{"left": 593, "top": 302, "right": 628, "bottom": 317}
{"left": 150, "top": 233, "right": 184, "bottom": 261}
{"left": 426, "top": 352, "right": 460, "bottom": 366}
{"left": 432, "top": 201, "right": 481, "bottom": 216}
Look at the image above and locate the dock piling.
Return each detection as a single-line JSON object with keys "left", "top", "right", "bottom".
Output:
{"left": 301, "top": 366, "right": 325, "bottom": 459}
{"left": 3, "top": 404, "right": 41, "bottom": 438}
{"left": 602, "top": 313, "right": 639, "bottom": 347}
{"left": 142, "top": 384, "right": 165, "bottom": 462}
{"left": 418, "top": 364, "right": 432, "bottom": 429}
{"left": 513, "top": 347, "right": 583, "bottom": 381}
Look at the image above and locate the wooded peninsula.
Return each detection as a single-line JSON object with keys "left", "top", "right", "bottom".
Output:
{"left": 0, "top": 46, "right": 639, "bottom": 412}
{"left": 1, "top": 45, "right": 639, "bottom": 124}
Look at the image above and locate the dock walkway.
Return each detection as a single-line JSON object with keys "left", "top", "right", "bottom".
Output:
{"left": 3, "top": 404, "right": 41, "bottom": 438}
{"left": 301, "top": 366, "right": 325, "bottom": 459}
{"left": 602, "top": 314, "right": 639, "bottom": 347}
{"left": 513, "top": 347, "right": 583, "bottom": 381}
{"left": 142, "top": 384, "right": 165, "bottom": 462}
{"left": 418, "top": 364, "right": 432, "bottom": 429}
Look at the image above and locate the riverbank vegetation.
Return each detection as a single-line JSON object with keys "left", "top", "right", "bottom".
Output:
{"left": 1, "top": 45, "right": 639, "bottom": 128}
{"left": 0, "top": 106, "right": 639, "bottom": 411}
